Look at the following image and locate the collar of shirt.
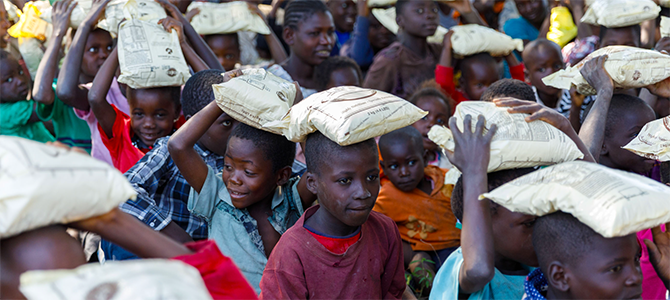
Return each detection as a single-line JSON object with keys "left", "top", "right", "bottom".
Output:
{"left": 522, "top": 268, "right": 549, "bottom": 300}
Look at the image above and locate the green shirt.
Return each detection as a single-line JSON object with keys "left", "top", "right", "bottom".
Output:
{"left": 0, "top": 99, "right": 55, "bottom": 143}
{"left": 36, "top": 79, "right": 92, "bottom": 152}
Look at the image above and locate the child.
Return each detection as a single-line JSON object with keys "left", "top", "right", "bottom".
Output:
{"left": 523, "top": 211, "right": 644, "bottom": 300}
{"left": 407, "top": 81, "right": 453, "bottom": 169}
{"left": 259, "top": 132, "right": 406, "bottom": 299}
{"left": 480, "top": 78, "right": 536, "bottom": 102}
{"left": 363, "top": 0, "right": 441, "bottom": 99}
{"left": 375, "top": 126, "right": 460, "bottom": 296}
{"left": 313, "top": 55, "right": 363, "bottom": 91}
{"left": 326, "top": 0, "right": 356, "bottom": 56}
{"left": 268, "top": 0, "right": 335, "bottom": 97}
{"left": 598, "top": 24, "right": 641, "bottom": 49}
{"left": 340, "top": 0, "right": 395, "bottom": 71}
{"left": 504, "top": 0, "right": 548, "bottom": 45}
{"left": 0, "top": 0, "right": 10, "bottom": 51}
{"left": 204, "top": 33, "right": 241, "bottom": 71}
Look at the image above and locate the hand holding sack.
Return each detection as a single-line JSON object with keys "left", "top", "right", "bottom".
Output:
{"left": 187, "top": 1, "right": 270, "bottom": 35}
{"left": 623, "top": 116, "right": 670, "bottom": 162}
{"left": 450, "top": 24, "right": 524, "bottom": 57}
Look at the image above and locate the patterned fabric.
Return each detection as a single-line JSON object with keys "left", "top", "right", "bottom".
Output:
{"left": 522, "top": 268, "right": 548, "bottom": 300}
{"left": 562, "top": 36, "right": 599, "bottom": 67}
{"left": 532, "top": 86, "right": 595, "bottom": 123}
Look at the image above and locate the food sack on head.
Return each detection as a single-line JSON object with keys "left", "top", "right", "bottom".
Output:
{"left": 427, "top": 101, "right": 583, "bottom": 172}
{"left": 0, "top": 137, "right": 136, "bottom": 239}
{"left": 188, "top": 1, "right": 270, "bottom": 35}
{"left": 623, "top": 116, "right": 670, "bottom": 162}
{"left": 19, "top": 260, "right": 212, "bottom": 300}
{"left": 482, "top": 161, "right": 670, "bottom": 238}
{"left": 370, "top": 7, "right": 448, "bottom": 44}
{"left": 581, "top": 0, "right": 660, "bottom": 28}
{"left": 450, "top": 24, "right": 524, "bottom": 57}
{"left": 265, "top": 86, "right": 427, "bottom": 146}
{"left": 367, "top": 0, "right": 396, "bottom": 8}
{"left": 213, "top": 68, "right": 296, "bottom": 134}
{"left": 542, "top": 46, "right": 670, "bottom": 95}
{"left": 661, "top": 16, "right": 670, "bottom": 38}
{"left": 116, "top": 0, "right": 190, "bottom": 88}
{"left": 98, "top": 0, "right": 167, "bottom": 37}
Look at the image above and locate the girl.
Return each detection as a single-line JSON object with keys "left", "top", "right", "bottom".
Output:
{"left": 408, "top": 81, "right": 454, "bottom": 169}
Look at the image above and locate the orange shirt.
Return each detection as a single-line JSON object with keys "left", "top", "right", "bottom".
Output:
{"left": 373, "top": 166, "right": 459, "bottom": 251}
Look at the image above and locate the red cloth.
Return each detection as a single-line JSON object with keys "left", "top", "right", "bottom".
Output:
{"left": 98, "top": 104, "right": 150, "bottom": 173}
{"left": 259, "top": 205, "right": 406, "bottom": 299}
{"left": 173, "top": 240, "right": 258, "bottom": 300}
{"left": 306, "top": 229, "right": 361, "bottom": 255}
{"left": 434, "top": 63, "right": 526, "bottom": 105}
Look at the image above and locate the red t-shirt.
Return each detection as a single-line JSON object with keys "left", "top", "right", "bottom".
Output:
{"left": 434, "top": 63, "right": 526, "bottom": 105}
{"left": 305, "top": 226, "right": 361, "bottom": 255}
{"left": 98, "top": 104, "right": 151, "bottom": 173}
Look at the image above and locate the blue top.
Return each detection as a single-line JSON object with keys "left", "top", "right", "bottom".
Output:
{"left": 503, "top": 17, "right": 540, "bottom": 42}
{"left": 340, "top": 16, "right": 375, "bottom": 70}
{"left": 332, "top": 30, "right": 352, "bottom": 57}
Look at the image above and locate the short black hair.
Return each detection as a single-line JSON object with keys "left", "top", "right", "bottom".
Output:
{"left": 203, "top": 33, "right": 239, "bottom": 47}
{"left": 457, "top": 52, "right": 498, "bottom": 79}
{"left": 127, "top": 86, "right": 182, "bottom": 108}
{"left": 598, "top": 25, "right": 641, "bottom": 46}
{"left": 229, "top": 123, "right": 296, "bottom": 173}
{"left": 378, "top": 126, "right": 423, "bottom": 158}
{"left": 584, "top": 93, "right": 654, "bottom": 138}
{"left": 395, "top": 0, "right": 409, "bottom": 15}
{"left": 181, "top": 70, "right": 225, "bottom": 118}
{"left": 283, "top": 0, "right": 330, "bottom": 30}
{"left": 0, "top": 49, "right": 11, "bottom": 62}
{"left": 480, "top": 79, "right": 536, "bottom": 102}
{"left": 313, "top": 56, "right": 363, "bottom": 91}
{"left": 522, "top": 38, "right": 563, "bottom": 64}
{"left": 304, "top": 131, "right": 378, "bottom": 175}
{"left": 532, "top": 211, "right": 601, "bottom": 271}
{"left": 407, "top": 80, "right": 454, "bottom": 112}
{"left": 452, "top": 168, "right": 537, "bottom": 221}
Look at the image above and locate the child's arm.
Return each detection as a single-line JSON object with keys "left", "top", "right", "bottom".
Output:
{"left": 87, "top": 46, "right": 119, "bottom": 140}
{"left": 249, "top": 3, "right": 288, "bottom": 64}
{"left": 435, "top": 31, "right": 463, "bottom": 101}
{"left": 644, "top": 223, "right": 670, "bottom": 291}
{"left": 32, "top": 0, "right": 76, "bottom": 106}
{"left": 444, "top": 115, "right": 498, "bottom": 294}
{"left": 504, "top": 52, "right": 525, "bottom": 81}
{"left": 56, "top": 0, "right": 111, "bottom": 111}
{"left": 578, "top": 55, "right": 614, "bottom": 162}
{"left": 158, "top": 17, "right": 209, "bottom": 73}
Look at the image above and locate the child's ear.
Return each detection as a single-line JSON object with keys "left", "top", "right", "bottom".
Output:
{"left": 283, "top": 27, "right": 295, "bottom": 46}
{"left": 524, "top": 68, "right": 531, "bottom": 85}
{"left": 547, "top": 261, "right": 570, "bottom": 293}
{"left": 305, "top": 171, "right": 319, "bottom": 195}
{"left": 396, "top": 14, "right": 404, "bottom": 30}
{"left": 276, "top": 166, "right": 292, "bottom": 186}
{"left": 600, "top": 142, "right": 609, "bottom": 157}
{"left": 379, "top": 159, "right": 386, "bottom": 172}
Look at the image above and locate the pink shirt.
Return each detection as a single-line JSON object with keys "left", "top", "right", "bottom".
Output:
{"left": 75, "top": 77, "right": 129, "bottom": 166}
{"left": 637, "top": 227, "right": 668, "bottom": 300}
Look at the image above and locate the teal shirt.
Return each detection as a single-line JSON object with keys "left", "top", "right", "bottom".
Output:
{"left": 0, "top": 100, "right": 54, "bottom": 143}
{"left": 36, "top": 80, "right": 92, "bottom": 153}
{"left": 188, "top": 166, "right": 304, "bottom": 293}
{"left": 429, "top": 248, "right": 531, "bottom": 300}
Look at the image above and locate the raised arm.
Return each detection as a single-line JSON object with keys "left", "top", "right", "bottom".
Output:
{"left": 439, "top": 0, "right": 487, "bottom": 26}
{"left": 577, "top": 55, "right": 614, "bottom": 162}
{"left": 158, "top": 17, "right": 209, "bottom": 73}
{"left": 249, "top": 2, "right": 288, "bottom": 64}
{"left": 87, "top": 46, "right": 119, "bottom": 139}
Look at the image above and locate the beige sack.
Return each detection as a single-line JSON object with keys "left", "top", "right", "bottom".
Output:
{"left": 662, "top": 16, "right": 670, "bottom": 38}
{"left": 265, "top": 86, "right": 427, "bottom": 146}
{"left": 427, "top": 101, "right": 584, "bottom": 172}
{"left": 98, "top": 0, "right": 167, "bottom": 37}
{"left": 482, "top": 161, "right": 670, "bottom": 238}
{"left": 19, "top": 260, "right": 212, "bottom": 300}
{"left": 0, "top": 137, "right": 136, "bottom": 239}
{"left": 3, "top": 0, "right": 20, "bottom": 23}
{"left": 662, "top": 0, "right": 670, "bottom": 8}
{"left": 581, "top": 0, "right": 660, "bottom": 28}
{"left": 371, "top": 7, "right": 448, "bottom": 44}
{"left": 623, "top": 116, "right": 670, "bottom": 162}
{"left": 117, "top": 0, "right": 190, "bottom": 88}
{"left": 188, "top": 1, "right": 270, "bottom": 35}
{"left": 367, "top": 0, "right": 396, "bottom": 7}
{"left": 451, "top": 24, "right": 523, "bottom": 57}
{"left": 213, "top": 68, "right": 296, "bottom": 134}
{"left": 542, "top": 46, "right": 670, "bottom": 95}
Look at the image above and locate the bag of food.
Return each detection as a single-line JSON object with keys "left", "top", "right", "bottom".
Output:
{"left": 547, "top": 6, "right": 578, "bottom": 48}
{"left": 427, "top": 101, "right": 584, "bottom": 172}
{"left": 8, "top": 2, "right": 50, "bottom": 41}
{"left": 97, "top": 0, "right": 166, "bottom": 37}
{"left": 38, "top": 0, "right": 87, "bottom": 29}
{"left": 265, "top": 86, "right": 427, "bottom": 146}
{"left": 0, "top": 137, "right": 136, "bottom": 239}
{"left": 19, "top": 260, "right": 212, "bottom": 300}
{"left": 482, "top": 161, "right": 670, "bottom": 238}
{"left": 187, "top": 1, "right": 270, "bottom": 35}
{"left": 116, "top": 0, "right": 190, "bottom": 88}
{"left": 623, "top": 116, "right": 670, "bottom": 162}
{"left": 371, "top": 7, "right": 448, "bottom": 44}
{"left": 661, "top": 16, "right": 670, "bottom": 38}
{"left": 213, "top": 68, "right": 296, "bottom": 134}
{"left": 661, "top": 0, "right": 670, "bottom": 8}
{"left": 542, "top": 46, "right": 670, "bottom": 95}
{"left": 367, "top": 0, "right": 396, "bottom": 8}
{"left": 450, "top": 24, "right": 523, "bottom": 57}
{"left": 3, "top": 0, "right": 20, "bottom": 23}
{"left": 581, "top": 0, "right": 660, "bottom": 28}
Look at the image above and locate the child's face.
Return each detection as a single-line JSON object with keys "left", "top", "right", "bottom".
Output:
{"left": 326, "top": 67, "right": 361, "bottom": 89}
{"left": 368, "top": 15, "right": 395, "bottom": 51}
{"left": 222, "top": 136, "right": 280, "bottom": 209}
{"left": 285, "top": 12, "right": 335, "bottom": 66}
{"left": 603, "top": 108, "right": 656, "bottom": 174}
{"left": 599, "top": 27, "right": 640, "bottom": 48}
{"left": 513, "top": 0, "right": 545, "bottom": 25}
{"left": 525, "top": 46, "right": 564, "bottom": 97}
{"left": 327, "top": 0, "right": 356, "bottom": 33}
{"left": 411, "top": 96, "right": 450, "bottom": 152}
{"left": 127, "top": 89, "right": 179, "bottom": 147}
{"left": 461, "top": 60, "right": 500, "bottom": 100}
{"left": 205, "top": 35, "right": 241, "bottom": 72}
{"left": 81, "top": 30, "right": 113, "bottom": 79}
{"left": 198, "top": 113, "right": 238, "bottom": 157}
{"left": 397, "top": 1, "right": 439, "bottom": 38}
{"left": 380, "top": 141, "right": 426, "bottom": 193}
{"left": 0, "top": 57, "right": 30, "bottom": 103}
{"left": 490, "top": 205, "right": 539, "bottom": 267}
{"left": 0, "top": 2, "right": 9, "bottom": 49}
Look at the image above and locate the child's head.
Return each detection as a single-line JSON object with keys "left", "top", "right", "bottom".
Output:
{"left": 313, "top": 56, "right": 363, "bottom": 91}
{"left": 0, "top": 50, "right": 29, "bottom": 103}
{"left": 368, "top": 14, "right": 395, "bottom": 52}
{"left": 533, "top": 212, "right": 642, "bottom": 299}
{"left": 326, "top": 0, "right": 356, "bottom": 33}
{"left": 0, "top": 1, "right": 9, "bottom": 49}
{"left": 452, "top": 168, "right": 539, "bottom": 268}
{"left": 598, "top": 25, "right": 641, "bottom": 48}
{"left": 125, "top": 86, "right": 181, "bottom": 147}
{"left": 80, "top": 28, "right": 114, "bottom": 79}
{"left": 480, "top": 78, "right": 536, "bottom": 102}
{"left": 522, "top": 39, "right": 565, "bottom": 98}
{"left": 407, "top": 81, "right": 453, "bottom": 153}
{"left": 513, "top": 0, "right": 546, "bottom": 26}
{"left": 182, "top": 70, "right": 238, "bottom": 156}
{"left": 223, "top": 124, "right": 296, "bottom": 209}
{"left": 204, "top": 33, "right": 241, "bottom": 72}
{"left": 457, "top": 52, "right": 500, "bottom": 100}
{"left": 304, "top": 132, "right": 380, "bottom": 228}
{"left": 282, "top": 0, "right": 336, "bottom": 67}
{"left": 379, "top": 126, "right": 427, "bottom": 192}
{"left": 395, "top": 0, "right": 439, "bottom": 38}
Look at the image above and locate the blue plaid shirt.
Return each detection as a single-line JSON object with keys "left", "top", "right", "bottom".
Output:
{"left": 121, "top": 137, "right": 224, "bottom": 239}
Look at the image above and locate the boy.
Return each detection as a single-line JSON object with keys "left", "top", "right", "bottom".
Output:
{"left": 375, "top": 126, "right": 460, "bottom": 296}
{"left": 523, "top": 211, "right": 644, "bottom": 300}
{"left": 480, "top": 79, "right": 536, "bottom": 102}
{"left": 504, "top": 0, "right": 548, "bottom": 45}
{"left": 407, "top": 81, "right": 453, "bottom": 169}
{"left": 204, "top": 34, "right": 241, "bottom": 72}
{"left": 326, "top": 0, "right": 356, "bottom": 56}
{"left": 313, "top": 56, "right": 363, "bottom": 91}
{"left": 259, "top": 132, "right": 406, "bottom": 299}
{"left": 598, "top": 24, "right": 641, "bottom": 49}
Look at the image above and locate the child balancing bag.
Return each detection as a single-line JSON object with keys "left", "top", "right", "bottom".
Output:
{"left": 450, "top": 24, "right": 524, "bottom": 57}
{"left": 481, "top": 161, "right": 670, "bottom": 238}
{"left": 427, "top": 101, "right": 583, "bottom": 172}
{"left": 187, "top": 1, "right": 270, "bottom": 35}
{"left": 542, "top": 46, "right": 670, "bottom": 95}
{"left": 19, "top": 260, "right": 212, "bottom": 300}
{"left": 581, "top": 0, "right": 660, "bottom": 28}
{"left": 213, "top": 68, "right": 296, "bottom": 135}
{"left": 117, "top": 0, "right": 190, "bottom": 88}
{"left": 371, "top": 6, "right": 448, "bottom": 44}
{"left": 623, "top": 116, "right": 670, "bottom": 162}
{"left": 265, "top": 86, "right": 427, "bottom": 146}
{"left": 0, "top": 137, "right": 136, "bottom": 239}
